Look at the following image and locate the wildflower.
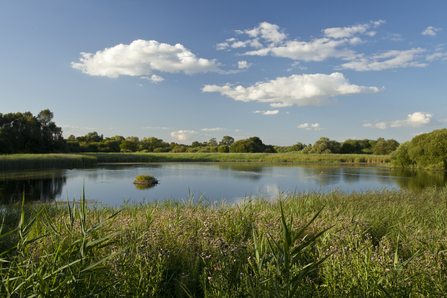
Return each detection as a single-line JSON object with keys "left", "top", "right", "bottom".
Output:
{"left": 208, "top": 277, "right": 212, "bottom": 281}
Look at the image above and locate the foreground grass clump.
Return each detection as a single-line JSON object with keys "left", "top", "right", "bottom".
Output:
{"left": 134, "top": 174, "right": 156, "bottom": 182}
{"left": 1, "top": 186, "right": 446, "bottom": 296}
{"left": 0, "top": 154, "right": 97, "bottom": 170}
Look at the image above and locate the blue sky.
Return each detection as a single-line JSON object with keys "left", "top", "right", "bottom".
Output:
{"left": 1, "top": 0, "right": 446, "bottom": 146}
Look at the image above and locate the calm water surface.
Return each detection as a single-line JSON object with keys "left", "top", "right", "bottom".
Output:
{"left": 0, "top": 163, "right": 446, "bottom": 206}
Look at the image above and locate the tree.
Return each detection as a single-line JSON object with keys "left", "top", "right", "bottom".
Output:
{"left": 408, "top": 128, "right": 447, "bottom": 170}
{"left": 120, "top": 140, "right": 138, "bottom": 152}
{"left": 390, "top": 142, "right": 412, "bottom": 168}
{"left": 229, "top": 138, "right": 264, "bottom": 153}
{"left": 221, "top": 136, "right": 234, "bottom": 146}
{"left": 208, "top": 138, "right": 218, "bottom": 146}
{"left": 373, "top": 139, "right": 399, "bottom": 155}
{"left": 308, "top": 137, "right": 341, "bottom": 154}
{"left": 340, "top": 139, "right": 363, "bottom": 154}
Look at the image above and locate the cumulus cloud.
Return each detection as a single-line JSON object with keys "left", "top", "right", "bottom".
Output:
{"left": 298, "top": 123, "right": 323, "bottom": 130}
{"left": 201, "top": 127, "right": 228, "bottom": 131}
{"left": 141, "top": 74, "right": 165, "bottom": 83}
{"left": 238, "top": 61, "right": 252, "bottom": 69}
{"left": 363, "top": 122, "right": 387, "bottom": 129}
{"left": 422, "top": 26, "right": 442, "bottom": 36}
{"left": 170, "top": 130, "right": 199, "bottom": 141}
{"left": 203, "top": 72, "right": 379, "bottom": 107}
{"left": 426, "top": 52, "right": 447, "bottom": 61}
{"left": 364, "top": 112, "right": 438, "bottom": 129}
{"left": 221, "top": 21, "right": 383, "bottom": 62}
{"left": 390, "top": 112, "right": 435, "bottom": 127}
{"left": 72, "top": 39, "right": 222, "bottom": 78}
{"left": 253, "top": 110, "right": 279, "bottom": 115}
{"left": 339, "top": 48, "right": 427, "bottom": 71}
{"left": 60, "top": 125, "right": 96, "bottom": 131}
{"left": 242, "top": 22, "right": 288, "bottom": 44}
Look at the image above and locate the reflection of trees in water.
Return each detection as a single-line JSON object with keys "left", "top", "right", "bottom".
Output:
{"left": 300, "top": 167, "right": 342, "bottom": 186}
{"left": 341, "top": 168, "right": 362, "bottom": 184}
{"left": 0, "top": 175, "right": 65, "bottom": 203}
{"left": 391, "top": 169, "right": 447, "bottom": 192}
{"left": 217, "top": 164, "right": 274, "bottom": 181}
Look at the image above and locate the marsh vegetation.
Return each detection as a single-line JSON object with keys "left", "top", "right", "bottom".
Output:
{"left": 1, "top": 186, "right": 446, "bottom": 296}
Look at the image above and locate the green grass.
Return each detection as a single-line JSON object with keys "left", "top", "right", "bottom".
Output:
{"left": 1, "top": 186, "right": 446, "bottom": 297}
{"left": 0, "top": 154, "right": 97, "bottom": 170}
{"left": 90, "top": 152, "right": 391, "bottom": 164}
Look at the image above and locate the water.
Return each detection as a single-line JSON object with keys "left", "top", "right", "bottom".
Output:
{"left": 0, "top": 163, "right": 445, "bottom": 206}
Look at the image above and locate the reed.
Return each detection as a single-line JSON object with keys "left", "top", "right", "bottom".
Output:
{"left": 0, "top": 154, "right": 97, "bottom": 171}
{"left": 1, "top": 186, "right": 445, "bottom": 296}
{"left": 90, "top": 152, "right": 391, "bottom": 164}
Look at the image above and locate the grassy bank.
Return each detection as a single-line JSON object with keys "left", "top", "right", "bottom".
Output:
{"left": 91, "top": 152, "right": 391, "bottom": 165}
{"left": 0, "top": 154, "right": 97, "bottom": 170}
{"left": 1, "top": 186, "right": 446, "bottom": 296}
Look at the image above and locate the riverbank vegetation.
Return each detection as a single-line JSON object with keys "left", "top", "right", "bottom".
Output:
{"left": 391, "top": 128, "right": 447, "bottom": 170}
{"left": 1, "top": 186, "right": 446, "bottom": 296}
{"left": 0, "top": 154, "right": 97, "bottom": 170}
{"left": 91, "top": 152, "right": 391, "bottom": 164}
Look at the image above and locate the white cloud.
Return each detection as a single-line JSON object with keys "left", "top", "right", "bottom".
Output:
{"left": 298, "top": 123, "right": 323, "bottom": 130}
{"left": 323, "top": 24, "right": 371, "bottom": 39}
{"left": 422, "top": 26, "right": 442, "bottom": 36}
{"left": 141, "top": 74, "right": 165, "bottom": 83}
{"left": 170, "top": 130, "right": 199, "bottom": 141}
{"left": 364, "top": 112, "right": 438, "bottom": 129}
{"left": 203, "top": 72, "right": 379, "bottom": 107}
{"left": 72, "top": 39, "right": 222, "bottom": 78}
{"left": 426, "top": 52, "right": 447, "bottom": 61}
{"left": 339, "top": 48, "right": 427, "bottom": 71}
{"left": 253, "top": 110, "right": 279, "bottom": 115}
{"left": 238, "top": 61, "right": 252, "bottom": 69}
{"left": 201, "top": 127, "right": 228, "bottom": 131}
{"left": 440, "top": 118, "right": 447, "bottom": 123}
{"left": 390, "top": 112, "right": 435, "bottom": 127}
{"left": 216, "top": 42, "right": 229, "bottom": 50}
{"left": 363, "top": 122, "right": 387, "bottom": 129}
{"left": 244, "top": 37, "right": 357, "bottom": 61}
{"left": 243, "top": 22, "right": 288, "bottom": 44}
{"left": 230, "top": 21, "right": 383, "bottom": 62}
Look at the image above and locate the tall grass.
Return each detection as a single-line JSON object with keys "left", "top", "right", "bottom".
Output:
{"left": 90, "top": 152, "right": 391, "bottom": 164}
{"left": 1, "top": 186, "right": 446, "bottom": 296}
{"left": 0, "top": 154, "right": 97, "bottom": 171}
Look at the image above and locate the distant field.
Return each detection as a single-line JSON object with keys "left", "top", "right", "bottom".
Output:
{"left": 0, "top": 152, "right": 391, "bottom": 171}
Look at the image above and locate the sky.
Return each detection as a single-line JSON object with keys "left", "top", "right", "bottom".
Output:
{"left": 1, "top": 0, "right": 446, "bottom": 146}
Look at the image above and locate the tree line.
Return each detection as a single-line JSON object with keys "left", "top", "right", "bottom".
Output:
{"left": 4, "top": 109, "right": 446, "bottom": 169}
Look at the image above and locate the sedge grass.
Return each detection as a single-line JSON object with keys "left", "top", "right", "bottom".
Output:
{"left": 1, "top": 186, "right": 446, "bottom": 296}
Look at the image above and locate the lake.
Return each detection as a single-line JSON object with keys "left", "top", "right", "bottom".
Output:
{"left": 0, "top": 163, "right": 446, "bottom": 206}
